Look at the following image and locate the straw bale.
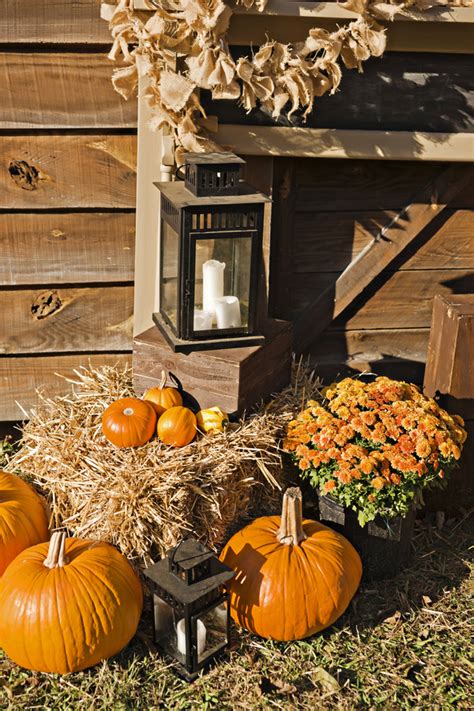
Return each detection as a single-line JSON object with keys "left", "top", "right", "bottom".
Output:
{"left": 7, "top": 361, "right": 321, "bottom": 563}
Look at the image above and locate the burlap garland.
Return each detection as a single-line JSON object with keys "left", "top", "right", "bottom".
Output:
{"left": 102, "top": 0, "right": 472, "bottom": 154}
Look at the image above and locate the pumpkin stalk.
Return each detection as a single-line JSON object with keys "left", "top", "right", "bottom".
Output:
{"left": 277, "top": 488, "right": 307, "bottom": 546}
{"left": 43, "top": 530, "right": 68, "bottom": 569}
{"left": 159, "top": 370, "right": 167, "bottom": 389}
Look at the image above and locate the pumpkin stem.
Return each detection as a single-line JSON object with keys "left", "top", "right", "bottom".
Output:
{"left": 159, "top": 370, "right": 167, "bottom": 389}
{"left": 277, "top": 487, "right": 307, "bottom": 546}
{"left": 43, "top": 530, "right": 69, "bottom": 569}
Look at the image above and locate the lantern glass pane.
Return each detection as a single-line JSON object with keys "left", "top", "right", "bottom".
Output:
{"left": 161, "top": 220, "right": 180, "bottom": 330}
{"left": 195, "top": 601, "right": 229, "bottom": 665}
{"left": 153, "top": 595, "right": 184, "bottom": 662}
{"left": 193, "top": 233, "right": 253, "bottom": 332}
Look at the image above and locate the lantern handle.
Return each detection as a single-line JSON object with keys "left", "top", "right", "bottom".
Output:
{"left": 169, "top": 538, "right": 185, "bottom": 569}
{"left": 175, "top": 165, "right": 185, "bottom": 182}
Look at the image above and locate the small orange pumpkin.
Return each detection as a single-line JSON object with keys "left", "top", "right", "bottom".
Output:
{"left": 220, "top": 487, "right": 362, "bottom": 641}
{"left": 144, "top": 370, "right": 183, "bottom": 416}
{"left": 102, "top": 397, "right": 157, "bottom": 447}
{"left": 0, "top": 530, "right": 143, "bottom": 673}
{"left": 157, "top": 406, "right": 197, "bottom": 447}
{"left": 0, "top": 471, "right": 50, "bottom": 577}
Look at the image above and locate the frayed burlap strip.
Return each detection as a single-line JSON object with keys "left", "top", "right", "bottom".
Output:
{"left": 100, "top": 0, "right": 466, "bottom": 154}
{"left": 7, "top": 362, "right": 321, "bottom": 563}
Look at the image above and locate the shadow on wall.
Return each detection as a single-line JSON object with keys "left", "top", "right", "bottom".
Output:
{"left": 269, "top": 158, "right": 474, "bottom": 384}
{"left": 205, "top": 51, "right": 474, "bottom": 160}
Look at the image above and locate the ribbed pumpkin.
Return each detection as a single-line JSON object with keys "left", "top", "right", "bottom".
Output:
{"left": 157, "top": 406, "right": 197, "bottom": 447}
{"left": 196, "top": 406, "right": 229, "bottom": 434}
{"left": 144, "top": 370, "right": 183, "bottom": 416}
{"left": 0, "top": 530, "right": 143, "bottom": 674}
{"left": 102, "top": 397, "right": 157, "bottom": 447}
{"left": 220, "top": 487, "right": 362, "bottom": 641}
{"left": 0, "top": 471, "right": 49, "bottom": 577}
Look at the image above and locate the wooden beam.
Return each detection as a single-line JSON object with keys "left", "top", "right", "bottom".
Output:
{"left": 293, "top": 163, "right": 474, "bottom": 353}
{"left": 215, "top": 126, "right": 474, "bottom": 162}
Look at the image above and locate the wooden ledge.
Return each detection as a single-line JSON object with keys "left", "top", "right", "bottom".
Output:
{"left": 133, "top": 0, "right": 474, "bottom": 23}
{"left": 214, "top": 127, "right": 474, "bottom": 162}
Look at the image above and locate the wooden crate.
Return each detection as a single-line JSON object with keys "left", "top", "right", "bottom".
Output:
{"left": 133, "top": 320, "right": 293, "bottom": 415}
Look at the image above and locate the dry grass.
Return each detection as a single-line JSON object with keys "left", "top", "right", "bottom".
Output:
{"left": 0, "top": 489, "right": 471, "bottom": 709}
{"left": 6, "top": 362, "right": 320, "bottom": 562}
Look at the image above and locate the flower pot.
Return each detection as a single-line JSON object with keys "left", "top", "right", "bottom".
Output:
{"left": 318, "top": 494, "right": 415, "bottom": 581}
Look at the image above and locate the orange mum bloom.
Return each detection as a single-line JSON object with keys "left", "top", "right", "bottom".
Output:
{"left": 371, "top": 476, "right": 386, "bottom": 490}
{"left": 324, "top": 479, "right": 337, "bottom": 492}
{"left": 360, "top": 457, "right": 374, "bottom": 474}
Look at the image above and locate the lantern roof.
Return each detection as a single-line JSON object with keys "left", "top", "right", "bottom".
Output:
{"left": 154, "top": 180, "right": 271, "bottom": 208}
{"left": 185, "top": 152, "right": 245, "bottom": 166}
{"left": 144, "top": 541, "right": 235, "bottom": 605}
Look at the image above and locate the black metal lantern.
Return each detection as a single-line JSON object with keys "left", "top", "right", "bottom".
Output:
{"left": 144, "top": 538, "right": 235, "bottom": 680}
{"left": 153, "top": 152, "right": 270, "bottom": 352}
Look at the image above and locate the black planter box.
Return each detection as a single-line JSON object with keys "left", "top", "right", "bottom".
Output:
{"left": 318, "top": 494, "right": 415, "bottom": 581}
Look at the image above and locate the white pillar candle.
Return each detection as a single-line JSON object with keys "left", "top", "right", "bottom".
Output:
{"left": 215, "top": 296, "right": 242, "bottom": 329}
{"left": 193, "top": 309, "right": 213, "bottom": 331}
{"left": 154, "top": 597, "right": 173, "bottom": 634}
{"left": 202, "top": 260, "right": 225, "bottom": 317}
{"left": 176, "top": 618, "right": 207, "bottom": 657}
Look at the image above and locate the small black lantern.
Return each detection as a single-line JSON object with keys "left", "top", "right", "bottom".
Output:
{"left": 144, "top": 538, "right": 235, "bottom": 680}
{"left": 153, "top": 152, "right": 270, "bottom": 352}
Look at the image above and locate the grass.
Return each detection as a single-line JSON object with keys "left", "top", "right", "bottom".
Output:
{"left": 1, "top": 438, "right": 473, "bottom": 710}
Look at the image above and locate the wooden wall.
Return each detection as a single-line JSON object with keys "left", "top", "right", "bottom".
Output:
{"left": 0, "top": 1, "right": 136, "bottom": 421}
{"left": 270, "top": 157, "right": 474, "bottom": 382}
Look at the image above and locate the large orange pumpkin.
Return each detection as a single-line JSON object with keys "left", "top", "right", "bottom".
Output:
{"left": 0, "top": 471, "right": 49, "bottom": 577}
{"left": 157, "top": 406, "right": 197, "bottom": 447}
{"left": 0, "top": 530, "right": 143, "bottom": 674}
{"left": 220, "top": 487, "right": 362, "bottom": 641}
{"left": 102, "top": 397, "right": 157, "bottom": 447}
{"left": 144, "top": 370, "right": 183, "bottom": 416}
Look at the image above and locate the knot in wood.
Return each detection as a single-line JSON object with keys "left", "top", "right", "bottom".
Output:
{"left": 9, "top": 159, "right": 40, "bottom": 191}
{"left": 31, "top": 290, "right": 62, "bottom": 320}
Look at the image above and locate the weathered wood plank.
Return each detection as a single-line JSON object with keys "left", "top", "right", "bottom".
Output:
{"left": 0, "top": 53, "right": 137, "bottom": 129}
{"left": 0, "top": 287, "right": 133, "bottom": 355}
{"left": 0, "top": 0, "right": 111, "bottom": 44}
{"left": 0, "top": 213, "right": 135, "bottom": 285}
{"left": 289, "top": 159, "right": 474, "bottom": 212}
{"left": 293, "top": 164, "right": 474, "bottom": 351}
{"left": 311, "top": 358, "right": 426, "bottom": 386}
{"left": 0, "top": 353, "right": 131, "bottom": 421}
{"left": 293, "top": 209, "right": 474, "bottom": 273}
{"left": 289, "top": 269, "right": 474, "bottom": 330}
{"left": 424, "top": 294, "right": 474, "bottom": 399}
{"left": 226, "top": 14, "right": 474, "bottom": 54}
{"left": 309, "top": 328, "right": 428, "bottom": 384}
{"left": 0, "top": 136, "right": 136, "bottom": 209}
{"left": 311, "top": 328, "right": 429, "bottom": 366}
